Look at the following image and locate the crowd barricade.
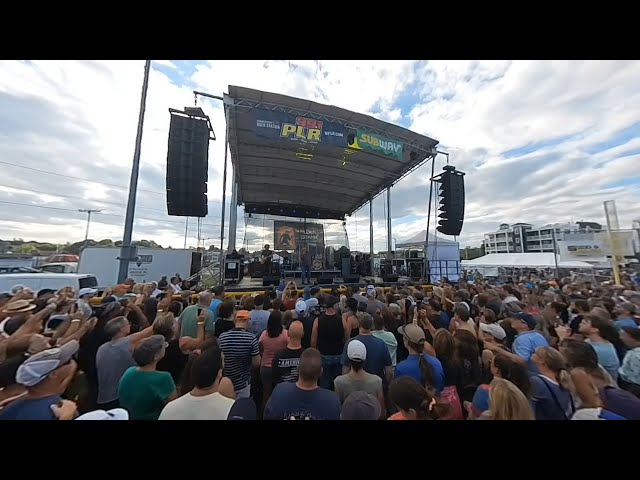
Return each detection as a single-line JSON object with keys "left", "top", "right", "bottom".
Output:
{"left": 88, "top": 284, "right": 434, "bottom": 307}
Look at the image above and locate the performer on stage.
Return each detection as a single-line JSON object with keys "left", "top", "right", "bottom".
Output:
{"left": 261, "top": 244, "right": 274, "bottom": 276}
{"left": 301, "top": 247, "right": 312, "bottom": 285}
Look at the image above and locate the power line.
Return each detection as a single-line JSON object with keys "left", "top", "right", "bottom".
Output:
{"left": 0, "top": 159, "right": 227, "bottom": 204}
{"left": 0, "top": 183, "right": 222, "bottom": 217}
{"left": 0, "top": 200, "right": 227, "bottom": 229}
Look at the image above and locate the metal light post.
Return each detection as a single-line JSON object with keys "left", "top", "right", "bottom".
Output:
{"left": 117, "top": 60, "right": 151, "bottom": 283}
{"left": 79, "top": 209, "right": 101, "bottom": 250}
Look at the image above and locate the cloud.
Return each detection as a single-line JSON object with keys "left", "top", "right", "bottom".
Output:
{"left": 0, "top": 60, "right": 637, "bottom": 255}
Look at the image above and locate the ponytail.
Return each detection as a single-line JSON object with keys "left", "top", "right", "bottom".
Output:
{"left": 416, "top": 341, "right": 437, "bottom": 391}
{"left": 416, "top": 393, "right": 451, "bottom": 420}
{"left": 557, "top": 368, "right": 575, "bottom": 395}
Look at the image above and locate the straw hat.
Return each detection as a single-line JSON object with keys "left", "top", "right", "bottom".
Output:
{"left": 2, "top": 299, "right": 36, "bottom": 314}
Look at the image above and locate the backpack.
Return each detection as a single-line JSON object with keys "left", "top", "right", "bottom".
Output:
{"left": 599, "top": 386, "right": 640, "bottom": 421}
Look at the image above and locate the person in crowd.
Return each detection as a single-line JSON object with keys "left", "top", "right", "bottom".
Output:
{"left": 342, "top": 297, "right": 360, "bottom": 340}
{"left": 618, "top": 327, "right": 640, "bottom": 396}
{"left": 395, "top": 323, "right": 444, "bottom": 393}
{"left": 272, "top": 320, "right": 305, "bottom": 386}
{"left": 498, "top": 312, "right": 549, "bottom": 373}
{"left": 578, "top": 315, "right": 621, "bottom": 381}
{"left": 613, "top": 302, "right": 638, "bottom": 330}
{"left": 431, "top": 329, "right": 463, "bottom": 419}
{"left": 217, "top": 310, "right": 260, "bottom": 399}
{"left": 530, "top": 346, "right": 576, "bottom": 420}
{"left": 334, "top": 340, "right": 385, "bottom": 417}
{"left": 154, "top": 312, "right": 189, "bottom": 386}
{"left": 387, "top": 376, "right": 450, "bottom": 420}
{"left": 159, "top": 347, "right": 237, "bottom": 420}
{"left": 75, "top": 288, "right": 97, "bottom": 320}
{"left": 178, "top": 291, "right": 215, "bottom": 340}
{"left": 259, "top": 310, "right": 289, "bottom": 408}
{"left": 118, "top": 335, "right": 177, "bottom": 420}
{"left": 341, "top": 391, "right": 381, "bottom": 420}
{"left": 342, "top": 312, "right": 392, "bottom": 387}
{"left": 311, "top": 295, "right": 346, "bottom": 390}
{"left": 449, "top": 304, "right": 476, "bottom": 337}
{"left": 0, "top": 340, "right": 79, "bottom": 420}
{"left": 372, "top": 308, "right": 398, "bottom": 366}
{"left": 95, "top": 315, "right": 155, "bottom": 410}
{"left": 480, "top": 378, "right": 535, "bottom": 420}
{"left": 453, "top": 329, "right": 482, "bottom": 403}
{"left": 214, "top": 301, "right": 236, "bottom": 338}
{"left": 264, "top": 348, "right": 341, "bottom": 420}
{"left": 467, "top": 354, "right": 531, "bottom": 420}
{"left": 249, "top": 294, "right": 270, "bottom": 338}
{"left": 208, "top": 285, "right": 226, "bottom": 319}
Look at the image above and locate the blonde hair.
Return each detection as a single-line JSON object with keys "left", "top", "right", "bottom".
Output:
{"left": 534, "top": 346, "right": 575, "bottom": 393}
{"left": 488, "top": 378, "right": 535, "bottom": 420}
{"left": 132, "top": 283, "right": 144, "bottom": 295}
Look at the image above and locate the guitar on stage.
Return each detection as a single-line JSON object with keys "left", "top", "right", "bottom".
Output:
{"left": 261, "top": 244, "right": 274, "bottom": 275}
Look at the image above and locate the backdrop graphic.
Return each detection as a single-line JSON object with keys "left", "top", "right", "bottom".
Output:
{"left": 252, "top": 109, "right": 349, "bottom": 148}
{"left": 274, "top": 221, "right": 326, "bottom": 270}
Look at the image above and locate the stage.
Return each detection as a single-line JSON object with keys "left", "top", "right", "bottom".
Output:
{"left": 225, "top": 274, "right": 414, "bottom": 293}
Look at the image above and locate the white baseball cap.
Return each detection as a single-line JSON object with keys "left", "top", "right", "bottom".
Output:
{"left": 76, "top": 408, "right": 129, "bottom": 420}
{"left": 78, "top": 288, "right": 98, "bottom": 297}
{"left": 479, "top": 322, "right": 507, "bottom": 340}
{"left": 347, "top": 339, "right": 367, "bottom": 362}
{"left": 295, "top": 300, "right": 307, "bottom": 314}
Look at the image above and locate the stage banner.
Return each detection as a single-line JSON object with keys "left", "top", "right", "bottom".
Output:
{"left": 274, "top": 221, "right": 326, "bottom": 270}
{"left": 349, "top": 128, "right": 403, "bottom": 160}
{"left": 252, "top": 109, "right": 349, "bottom": 148}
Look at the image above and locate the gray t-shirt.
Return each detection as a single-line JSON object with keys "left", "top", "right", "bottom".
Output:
{"left": 333, "top": 372, "right": 382, "bottom": 404}
{"left": 96, "top": 337, "right": 136, "bottom": 404}
{"left": 248, "top": 310, "right": 270, "bottom": 338}
{"left": 352, "top": 294, "right": 385, "bottom": 317}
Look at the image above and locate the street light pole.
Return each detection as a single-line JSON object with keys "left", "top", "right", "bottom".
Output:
{"left": 117, "top": 60, "right": 151, "bottom": 284}
{"left": 78, "top": 209, "right": 101, "bottom": 250}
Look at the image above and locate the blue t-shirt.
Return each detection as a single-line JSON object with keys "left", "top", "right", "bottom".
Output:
{"left": 209, "top": 299, "right": 222, "bottom": 318}
{"left": 264, "top": 382, "right": 341, "bottom": 420}
{"left": 512, "top": 331, "right": 549, "bottom": 373}
{"left": 341, "top": 335, "right": 392, "bottom": 382}
{"left": 0, "top": 395, "right": 61, "bottom": 420}
{"left": 394, "top": 354, "right": 445, "bottom": 393}
{"left": 587, "top": 340, "right": 620, "bottom": 382}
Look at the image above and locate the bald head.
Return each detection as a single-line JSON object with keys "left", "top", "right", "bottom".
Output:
{"left": 288, "top": 320, "right": 304, "bottom": 341}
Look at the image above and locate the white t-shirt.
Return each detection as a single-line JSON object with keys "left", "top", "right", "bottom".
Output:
{"left": 159, "top": 392, "right": 235, "bottom": 420}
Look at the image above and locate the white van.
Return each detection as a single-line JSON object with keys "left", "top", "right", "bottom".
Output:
{"left": 0, "top": 273, "right": 99, "bottom": 294}
{"left": 39, "top": 262, "right": 78, "bottom": 273}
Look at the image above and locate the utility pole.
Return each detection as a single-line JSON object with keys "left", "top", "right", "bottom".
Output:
{"left": 79, "top": 209, "right": 101, "bottom": 250}
{"left": 117, "top": 60, "right": 151, "bottom": 283}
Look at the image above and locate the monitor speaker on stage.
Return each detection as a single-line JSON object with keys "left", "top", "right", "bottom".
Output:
{"left": 344, "top": 275, "right": 360, "bottom": 284}
{"left": 317, "top": 276, "right": 334, "bottom": 285}
{"left": 382, "top": 273, "right": 399, "bottom": 283}
{"left": 166, "top": 110, "right": 210, "bottom": 217}
{"left": 263, "top": 276, "right": 280, "bottom": 287}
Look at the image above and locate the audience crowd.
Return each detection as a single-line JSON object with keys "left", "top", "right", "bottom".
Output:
{"left": 1, "top": 270, "right": 640, "bottom": 421}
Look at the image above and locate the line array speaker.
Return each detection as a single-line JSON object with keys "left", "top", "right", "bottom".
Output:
{"left": 166, "top": 112, "right": 209, "bottom": 217}
{"left": 437, "top": 166, "right": 465, "bottom": 236}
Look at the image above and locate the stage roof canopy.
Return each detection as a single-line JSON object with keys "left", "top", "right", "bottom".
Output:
{"left": 226, "top": 86, "right": 439, "bottom": 220}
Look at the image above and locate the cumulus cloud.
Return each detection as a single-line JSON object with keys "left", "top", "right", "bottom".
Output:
{"left": 0, "top": 60, "right": 637, "bottom": 253}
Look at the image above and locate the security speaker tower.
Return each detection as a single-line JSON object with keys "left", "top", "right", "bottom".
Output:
{"left": 436, "top": 165, "right": 465, "bottom": 236}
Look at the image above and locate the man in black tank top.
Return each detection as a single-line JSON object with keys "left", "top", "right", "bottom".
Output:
{"left": 313, "top": 295, "right": 344, "bottom": 390}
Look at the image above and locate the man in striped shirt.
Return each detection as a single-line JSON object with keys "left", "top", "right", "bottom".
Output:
{"left": 218, "top": 310, "right": 261, "bottom": 399}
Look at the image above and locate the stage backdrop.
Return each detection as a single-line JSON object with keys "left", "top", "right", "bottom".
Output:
{"left": 274, "top": 221, "right": 326, "bottom": 270}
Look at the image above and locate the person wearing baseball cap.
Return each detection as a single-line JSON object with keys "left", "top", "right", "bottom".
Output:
{"left": 341, "top": 391, "right": 382, "bottom": 420}
{"left": 394, "top": 323, "right": 445, "bottom": 393}
{"left": 507, "top": 312, "right": 549, "bottom": 373}
{"left": 0, "top": 340, "right": 79, "bottom": 420}
{"left": 76, "top": 288, "right": 97, "bottom": 320}
{"left": 334, "top": 340, "right": 385, "bottom": 417}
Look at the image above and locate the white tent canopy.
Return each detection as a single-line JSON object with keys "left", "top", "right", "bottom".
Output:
{"left": 396, "top": 230, "right": 458, "bottom": 249}
{"left": 462, "top": 253, "right": 593, "bottom": 269}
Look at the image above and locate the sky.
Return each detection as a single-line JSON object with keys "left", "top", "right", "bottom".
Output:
{"left": 0, "top": 60, "right": 638, "bottom": 252}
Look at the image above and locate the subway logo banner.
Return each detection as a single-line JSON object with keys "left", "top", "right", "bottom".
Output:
{"left": 347, "top": 129, "right": 403, "bottom": 160}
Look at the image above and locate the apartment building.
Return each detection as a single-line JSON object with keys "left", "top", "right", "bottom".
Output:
{"left": 483, "top": 222, "right": 603, "bottom": 254}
